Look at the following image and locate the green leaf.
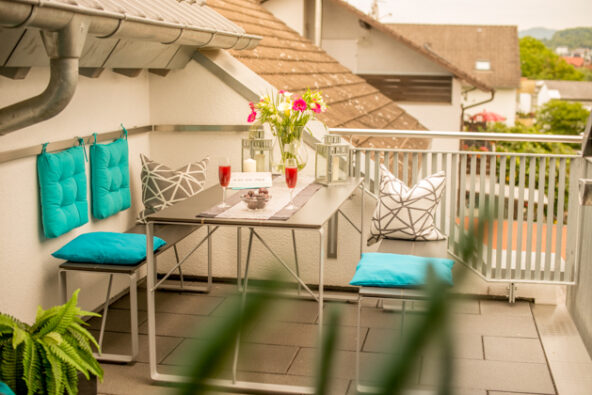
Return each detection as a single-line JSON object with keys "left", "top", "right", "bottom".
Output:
{"left": 11, "top": 326, "right": 26, "bottom": 349}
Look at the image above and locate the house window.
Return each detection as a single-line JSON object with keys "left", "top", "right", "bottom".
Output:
{"left": 475, "top": 60, "right": 491, "bottom": 71}
{"left": 359, "top": 74, "right": 453, "bottom": 103}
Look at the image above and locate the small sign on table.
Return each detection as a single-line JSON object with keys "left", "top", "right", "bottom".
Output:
{"left": 229, "top": 172, "right": 273, "bottom": 189}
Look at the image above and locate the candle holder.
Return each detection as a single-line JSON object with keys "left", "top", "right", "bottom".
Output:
{"left": 242, "top": 128, "right": 272, "bottom": 172}
{"left": 315, "top": 134, "right": 351, "bottom": 185}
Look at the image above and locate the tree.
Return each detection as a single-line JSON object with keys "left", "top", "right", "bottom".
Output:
{"left": 545, "top": 27, "right": 592, "bottom": 49}
{"left": 536, "top": 100, "right": 590, "bottom": 135}
{"left": 520, "top": 37, "right": 585, "bottom": 80}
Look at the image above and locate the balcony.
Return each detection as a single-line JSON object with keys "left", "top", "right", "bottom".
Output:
{"left": 50, "top": 125, "right": 591, "bottom": 394}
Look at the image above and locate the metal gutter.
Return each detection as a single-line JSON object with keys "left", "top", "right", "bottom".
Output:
{"left": 0, "top": 15, "right": 88, "bottom": 135}
{"left": 0, "top": 0, "right": 261, "bottom": 49}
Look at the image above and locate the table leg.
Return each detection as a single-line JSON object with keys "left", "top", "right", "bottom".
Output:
{"left": 237, "top": 227, "right": 242, "bottom": 290}
{"left": 232, "top": 228, "right": 255, "bottom": 383}
{"left": 145, "top": 222, "right": 158, "bottom": 380}
{"left": 360, "top": 183, "right": 365, "bottom": 259}
{"left": 207, "top": 225, "right": 213, "bottom": 290}
{"left": 292, "top": 229, "right": 301, "bottom": 295}
{"left": 318, "top": 227, "right": 325, "bottom": 334}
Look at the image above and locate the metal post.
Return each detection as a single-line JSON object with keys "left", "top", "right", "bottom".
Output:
{"left": 207, "top": 225, "right": 213, "bottom": 290}
{"left": 318, "top": 227, "right": 325, "bottom": 334}
{"left": 129, "top": 272, "right": 139, "bottom": 360}
{"left": 58, "top": 269, "right": 68, "bottom": 304}
{"left": 292, "top": 229, "right": 301, "bottom": 295}
{"left": 237, "top": 227, "right": 242, "bottom": 290}
{"left": 145, "top": 222, "right": 158, "bottom": 379}
{"left": 173, "top": 245, "right": 184, "bottom": 290}
{"left": 98, "top": 274, "right": 113, "bottom": 348}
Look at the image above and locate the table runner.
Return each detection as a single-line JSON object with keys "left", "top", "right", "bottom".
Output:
{"left": 197, "top": 176, "right": 323, "bottom": 220}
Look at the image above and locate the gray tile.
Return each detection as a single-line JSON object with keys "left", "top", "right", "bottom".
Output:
{"left": 98, "top": 362, "right": 178, "bottom": 395}
{"left": 212, "top": 295, "right": 319, "bottom": 324}
{"left": 480, "top": 300, "right": 532, "bottom": 316}
{"left": 237, "top": 372, "right": 350, "bottom": 395}
{"left": 483, "top": 336, "right": 546, "bottom": 363}
{"left": 246, "top": 321, "right": 366, "bottom": 351}
{"left": 88, "top": 308, "right": 147, "bottom": 333}
{"left": 337, "top": 303, "right": 404, "bottom": 328}
{"left": 548, "top": 361, "right": 592, "bottom": 395}
{"left": 112, "top": 289, "right": 224, "bottom": 315}
{"left": 452, "top": 299, "right": 481, "bottom": 315}
{"left": 161, "top": 338, "right": 298, "bottom": 374}
{"left": 489, "top": 392, "right": 545, "bottom": 395}
{"left": 90, "top": 330, "right": 183, "bottom": 364}
{"left": 138, "top": 312, "right": 214, "bottom": 338}
{"left": 451, "top": 313, "right": 538, "bottom": 338}
{"left": 420, "top": 359, "right": 554, "bottom": 394}
{"left": 289, "top": 347, "right": 420, "bottom": 383}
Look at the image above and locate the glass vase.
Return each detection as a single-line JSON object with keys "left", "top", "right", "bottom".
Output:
{"left": 271, "top": 125, "right": 308, "bottom": 173}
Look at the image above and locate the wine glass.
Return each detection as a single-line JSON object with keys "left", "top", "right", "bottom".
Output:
{"left": 218, "top": 157, "right": 231, "bottom": 208}
{"left": 284, "top": 158, "right": 298, "bottom": 210}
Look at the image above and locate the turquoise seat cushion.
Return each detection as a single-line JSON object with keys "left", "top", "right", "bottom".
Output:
{"left": 38, "top": 146, "right": 89, "bottom": 238}
{"left": 350, "top": 253, "right": 454, "bottom": 287}
{"left": 52, "top": 232, "right": 166, "bottom": 265}
{"left": 0, "top": 381, "right": 15, "bottom": 395}
{"left": 90, "top": 138, "right": 131, "bottom": 219}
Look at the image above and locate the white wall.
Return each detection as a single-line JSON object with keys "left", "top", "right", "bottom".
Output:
{"left": 261, "top": 0, "right": 306, "bottom": 36}
{"left": 0, "top": 69, "right": 151, "bottom": 322}
{"left": 398, "top": 78, "right": 463, "bottom": 134}
{"left": 463, "top": 88, "right": 518, "bottom": 126}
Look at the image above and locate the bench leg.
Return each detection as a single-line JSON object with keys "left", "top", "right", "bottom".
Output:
{"left": 129, "top": 272, "right": 139, "bottom": 360}
{"left": 98, "top": 274, "right": 114, "bottom": 348}
{"left": 58, "top": 269, "right": 68, "bottom": 304}
{"left": 173, "top": 245, "right": 184, "bottom": 290}
{"left": 356, "top": 292, "right": 362, "bottom": 390}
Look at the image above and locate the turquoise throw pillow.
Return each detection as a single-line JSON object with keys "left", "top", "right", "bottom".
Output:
{"left": 38, "top": 145, "right": 89, "bottom": 238}
{"left": 350, "top": 253, "right": 454, "bottom": 287}
{"left": 90, "top": 138, "right": 131, "bottom": 219}
{"left": 0, "top": 381, "right": 15, "bottom": 395}
{"left": 52, "top": 232, "right": 166, "bottom": 265}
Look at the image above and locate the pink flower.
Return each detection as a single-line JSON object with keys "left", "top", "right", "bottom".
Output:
{"left": 292, "top": 98, "right": 307, "bottom": 112}
{"left": 312, "top": 102, "right": 322, "bottom": 114}
{"left": 247, "top": 111, "right": 257, "bottom": 123}
{"left": 278, "top": 90, "right": 285, "bottom": 94}
{"left": 248, "top": 102, "right": 255, "bottom": 110}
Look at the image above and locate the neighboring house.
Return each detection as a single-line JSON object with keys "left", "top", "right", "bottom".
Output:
{"left": 207, "top": 0, "right": 430, "bottom": 151}
{"left": 259, "top": 0, "right": 494, "bottom": 134}
{"left": 537, "top": 80, "right": 592, "bottom": 111}
{"left": 387, "top": 23, "right": 521, "bottom": 127}
{"left": 562, "top": 56, "right": 585, "bottom": 68}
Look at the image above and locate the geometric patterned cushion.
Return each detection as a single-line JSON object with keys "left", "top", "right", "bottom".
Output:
{"left": 90, "top": 138, "right": 131, "bottom": 219}
{"left": 368, "top": 165, "right": 445, "bottom": 246}
{"left": 137, "top": 154, "right": 208, "bottom": 223}
{"left": 37, "top": 145, "right": 89, "bottom": 238}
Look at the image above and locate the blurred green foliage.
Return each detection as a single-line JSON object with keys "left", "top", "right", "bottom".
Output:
{"left": 542, "top": 27, "right": 592, "bottom": 50}
{"left": 520, "top": 37, "right": 585, "bottom": 81}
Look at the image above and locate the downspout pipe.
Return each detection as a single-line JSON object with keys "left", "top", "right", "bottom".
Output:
{"left": 460, "top": 89, "right": 495, "bottom": 130}
{"left": 0, "top": 16, "right": 88, "bottom": 135}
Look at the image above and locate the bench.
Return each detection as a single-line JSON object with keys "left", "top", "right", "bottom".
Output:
{"left": 354, "top": 238, "right": 451, "bottom": 391}
{"left": 58, "top": 223, "right": 209, "bottom": 363}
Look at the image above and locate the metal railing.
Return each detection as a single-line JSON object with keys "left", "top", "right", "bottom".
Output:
{"left": 330, "top": 128, "right": 584, "bottom": 285}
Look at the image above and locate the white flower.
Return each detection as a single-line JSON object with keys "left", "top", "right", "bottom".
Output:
{"left": 278, "top": 101, "right": 291, "bottom": 112}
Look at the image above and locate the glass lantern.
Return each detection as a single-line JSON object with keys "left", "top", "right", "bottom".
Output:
{"left": 315, "top": 134, "right": 351, "bottom": 185}
{"left": 241, "top": 128, "right": 272, "bottom": 172}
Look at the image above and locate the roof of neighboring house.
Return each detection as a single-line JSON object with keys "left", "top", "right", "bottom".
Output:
{"left": 387, "top": 23, "right": 521, "bottom": 89}
{"left": 542, "top": 80, "right": 592, "bottom": 101}
{"left": 327, "top": 0, "right": 492, "bottom": 92}
{"left": 206, "top": 0, "right": 430, "bottom": 150}
{"left": 562, "top": 56, "right": 585, "bottom": 68}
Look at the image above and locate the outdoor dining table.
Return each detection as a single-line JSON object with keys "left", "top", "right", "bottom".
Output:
{"left": 144, "top": 177, "right": 364, "bottom": 394}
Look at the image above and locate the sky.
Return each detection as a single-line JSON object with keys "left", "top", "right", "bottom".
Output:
{"left": 345, "top": 0, "right": 592, "bottom": 31}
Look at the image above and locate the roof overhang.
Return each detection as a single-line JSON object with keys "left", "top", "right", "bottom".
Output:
{"left": 0, "top": 0, "right": 262, "bottom": 50}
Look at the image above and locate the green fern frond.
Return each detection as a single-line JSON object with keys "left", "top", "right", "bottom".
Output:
{"left": 36, "top": 291, "right": 79, "bottom": 338}
{"left": 41, "top": 345, "right": 63, "bottom": 395}
{"left": 12, "top": 326, "right": 27, "bottom": 349}
{"left": 45, "top": 341, "right": 89, "bottom": 379}
{"left": 0, "top": 344, "right": 17, "bottom": 391}
{"left": 69, "top": 322, "right": 100, "bottom": 352}
{"left": 43, "top": 332, "right": 63, "bottom": 345}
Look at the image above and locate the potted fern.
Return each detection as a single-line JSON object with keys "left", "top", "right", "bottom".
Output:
{"left": 0, "top": 289, "right": 103, "bottom": 395}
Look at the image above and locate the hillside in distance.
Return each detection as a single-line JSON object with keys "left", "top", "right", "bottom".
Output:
{"left": 519, "top": 27, "right": 556, "bottom": 40}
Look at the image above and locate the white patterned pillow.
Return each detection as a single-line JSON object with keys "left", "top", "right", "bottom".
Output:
{"left": 137, "top": 154, "right": 208, "bottom": 223}
{"left": 368, "top": 165, "right": 446, "bottom": 245}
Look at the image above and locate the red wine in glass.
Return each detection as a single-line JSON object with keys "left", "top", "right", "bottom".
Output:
{"left": 285, "top": 158, "right": 298, "bottom": 210}
{"left": 218, "top": 165, "right": 231, "bottom": 187}
{"left": 218, "top": 158, "right": 231, "bottom": 208}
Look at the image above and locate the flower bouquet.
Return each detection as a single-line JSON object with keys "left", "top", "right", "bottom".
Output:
{"left": 247, "top": 89, "right": 327, "bottom": 171}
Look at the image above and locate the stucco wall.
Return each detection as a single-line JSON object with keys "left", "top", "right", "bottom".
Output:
{"left": 463, "top": 88, "right": 517, "bottom": 126}
{"left": 0, "top": 69, "right": 151, "bottom": 321}
{"left": 262, "top": 0, "right": 306, "bottom": 36}
{"left": 567, "top": 158, "right": 592, "bottom": 356}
